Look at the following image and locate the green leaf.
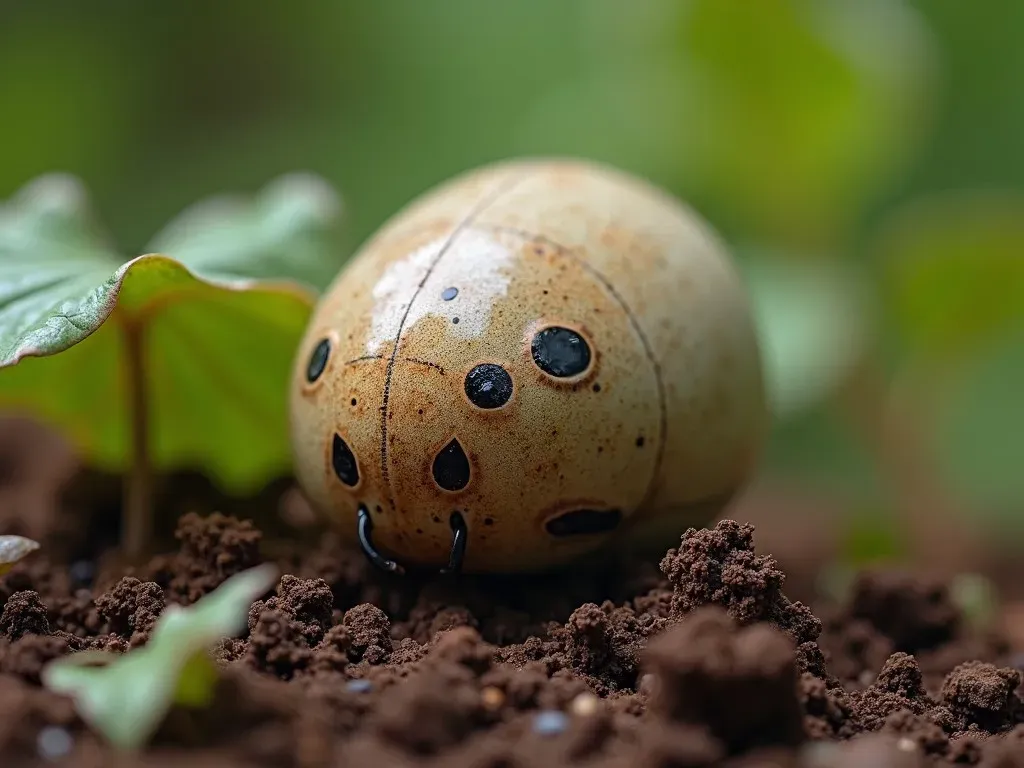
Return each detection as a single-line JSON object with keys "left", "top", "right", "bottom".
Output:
{"left": 519, "top": 0, "right": 935, "bottom": 246}
{"left": 146, "top": 171, "right": 344, "bottom": 291}
{"left": 876, "top": 193, "right": 1024, "bottom": 363}
{"left": 0, "top": 173, "right": 339, "bottom": 491}
{"left": 742, "top": 251, "right": 871, "bottom": 419}
{"left": 0, "top": 535, "right": 40, "bottom": 576}
{"left": 42, "top": 563, "right": 278, "bottom": 751}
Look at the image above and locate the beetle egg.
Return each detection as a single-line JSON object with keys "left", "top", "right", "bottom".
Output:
{"left": 289, "top": 158, "right": 767, "bottom": 574}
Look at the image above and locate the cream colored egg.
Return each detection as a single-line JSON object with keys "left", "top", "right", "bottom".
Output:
{"left": 289, "top": 158, "right": 767, "bottom": 574}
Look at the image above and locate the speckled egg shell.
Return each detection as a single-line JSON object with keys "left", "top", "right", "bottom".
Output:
{"left": 289, "top": 158, "right": 767, "bottom": 573}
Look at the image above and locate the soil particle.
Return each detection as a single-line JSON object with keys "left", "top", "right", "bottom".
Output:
{"left": 248, "top": 575, "right": 334, "bottom": 646}
{"left": 939, "top": 661, "right": 1022, "bottom": 733}
{"left": 94, "top": 576, "right": 164, "bottom": 645}
{"left": 846, "top": 570, "right": 961, "bottom": 654}
{"left": 0, "top": 590, "right": 50, "bottom": 640}
{"left": 643, "top": 605, "right": 805, "bottom": 753}
{"left": 146, "top": 511, "right": 264, "bottom": 604}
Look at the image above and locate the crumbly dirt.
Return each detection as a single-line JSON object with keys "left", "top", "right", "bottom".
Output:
{"left": 2, "top": 422, "right": 1024, "bottom": 766}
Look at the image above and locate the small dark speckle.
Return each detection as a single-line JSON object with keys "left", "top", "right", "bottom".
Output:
{"left": 417, "top": 408, "right": 424, "bottom": 415}
{"left": 636, "top": 436, "right": 645, "bottom": 448}
{"left": 431, "top": 514, "right": 441, "bottom": 523}
{"left": 416, "top": 528, "right": 423, "bottom": 535}
{"left": 441, "top": 286, "right": 459, "bottom": 301}
{"left": 551, "top": 429, "right": 558, "bottom": 437}
{"left": 375, "top": 504, "right": 382, "bottom": 513}
{"left": 351, "top": 397, "right": 357, "bottom": 406}
{"left": 484, "top": 517, "right": 494, "bottom": 526}
{"left": 542, "top": 289, "right": 549, "bottom": 295}
{"left": 452, "top": 316, "right": 460, "bottom": 324}
{"left": 592, "top": 383, "right": 601, "bottom": 392}
{"left": 562, "top": 295, "right": 568, "bottom": 301}
{"left": 597, "top": 446, "right": 604, "bottom": 453}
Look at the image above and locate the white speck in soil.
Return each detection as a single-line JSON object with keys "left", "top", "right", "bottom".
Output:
{"left": 37, "top": 726, "right": 73, "bottom": 761}
{"left": 532, "top": 710, "right": 568, "bottom": 736}
{"left": 346, "top": 678, "right": 372, "bottom": 693}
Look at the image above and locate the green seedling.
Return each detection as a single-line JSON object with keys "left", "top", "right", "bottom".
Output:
{"left": 42, "top": 562, "right": 278, "bottom": 751}
{"left": 0, "top": 173, "right": 343, "bottom": 557}
{"left": 0, "top": 534, "right": 40, "bottom": 576}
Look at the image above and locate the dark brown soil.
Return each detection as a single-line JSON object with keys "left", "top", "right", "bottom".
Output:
{"left": 2, "top": 420, "right": 1024, "bottom": 766}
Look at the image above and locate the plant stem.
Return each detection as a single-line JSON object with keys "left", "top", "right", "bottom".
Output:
{"left": 122, "top": 318, "right": 152, "bottom": 560}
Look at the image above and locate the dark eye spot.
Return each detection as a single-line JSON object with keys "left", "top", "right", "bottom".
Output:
{"left": 545, "top": 508, "right": 622, "bottom": 537}
{"left": 441, "top": 286, "right": 459, "bottom": 301}
{"left": 452, "top": 316, "right": 460, "bottom": 324}
{"left": 531, "top": 327, "right": 591, "bottom": 378}
{"left": 331, "top": 434, "right": 359, "bottom": 486}
{"left": 306, "top": 338, "right": 331, "bottom": 382}
{"left": 351, "top": 398, "right": 357, "bottom": 406}
{"left": 464, "top": 363, "right": 513, "bottom": 409}
{"left": 432, "top": 438, "right": 470, "bottom": 491}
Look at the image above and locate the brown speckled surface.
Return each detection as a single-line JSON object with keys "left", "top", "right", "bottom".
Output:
{"left": 289, "top": 158, "right": 767, "bottom": 572}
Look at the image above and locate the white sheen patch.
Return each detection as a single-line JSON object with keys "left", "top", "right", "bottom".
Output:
{"left": 366, "top": 228, "right": 515, "bottom": 355}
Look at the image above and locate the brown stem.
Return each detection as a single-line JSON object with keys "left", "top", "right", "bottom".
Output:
{"left": 121, "top": 318, "right": 152, "bottom": 560}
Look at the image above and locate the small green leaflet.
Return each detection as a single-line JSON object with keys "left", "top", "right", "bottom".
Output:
{"left": 42, "top": 563, "right": 279, "bottom": 751}
{"left": 0, "top": 173, "right": 342, "bottom": 492}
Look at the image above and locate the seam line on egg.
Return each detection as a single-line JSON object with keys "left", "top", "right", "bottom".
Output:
{"left": 377, "top": 174, "right": 530, "bottom": 505}
{"left": 471, "top": 223, "right": 668, "bottom": 515}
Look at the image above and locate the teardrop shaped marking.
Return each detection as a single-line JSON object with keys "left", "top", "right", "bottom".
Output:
{"left": 432, "top": 439, "right": 470, "bottom": 491}
{"left": 332, "top": 434, "right": 360, "bottom": 487}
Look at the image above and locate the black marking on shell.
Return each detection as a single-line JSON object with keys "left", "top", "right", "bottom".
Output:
{"left": 464, "top": 363, "right": 513, "bottom": 409}
{"left": 442, "top": 286, "right": 459, "bottom": 301}
{"left": 306, "top": 338, "right": 331, "bottom": 382}
{"left": 545, "top": 508, "right": 622, "bottom": 537}
{"left": 531, "top": 326, "right": 591, "bottom": 378}
{"left": 332, "top": 434, "right": 359, "bottom": 486}
{"left": 433, "top": 439, "right": 471, "bottom": 491}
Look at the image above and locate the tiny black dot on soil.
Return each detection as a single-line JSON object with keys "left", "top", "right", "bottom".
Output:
{"left": 452, "top": 317, "right": 460, "bottom": 324}
{"left": 636, "top": 436, "right": 645, "bottom": 448}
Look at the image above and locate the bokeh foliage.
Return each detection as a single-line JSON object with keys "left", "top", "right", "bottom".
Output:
{"left": 1, "top": 0, "right": 1022, "bottom": 546}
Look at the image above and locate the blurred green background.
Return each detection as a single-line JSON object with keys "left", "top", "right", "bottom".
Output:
{"left": 2, "top": 0, "right": 1022, "bottom": 562}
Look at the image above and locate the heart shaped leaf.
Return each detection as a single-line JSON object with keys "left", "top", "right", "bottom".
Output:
{"left": 0, "top": 173, "right": 341, "bottom": 493}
